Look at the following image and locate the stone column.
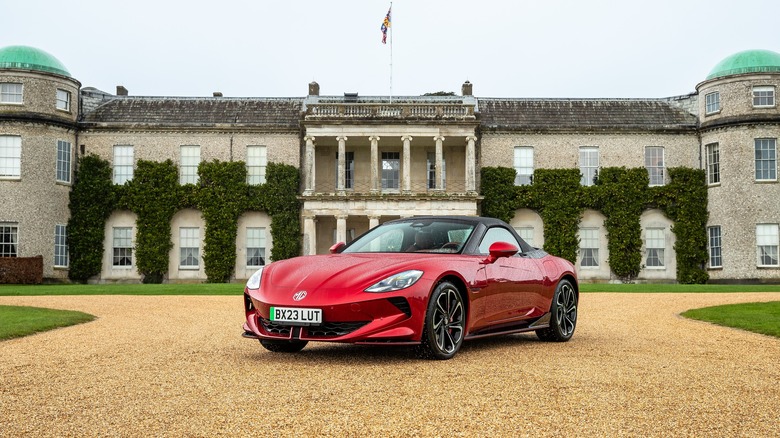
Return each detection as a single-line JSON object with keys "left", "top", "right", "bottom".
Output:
{"left": 303, "top": 214, "right": 317, "bottom": 255}
{"left": 369, "top": 215, "right": 380, "bottom": 229}
{"left": 401, "top": 135, "right": 413, "bottom": 193}
{"left": 336, "top": 135, "right": 347, "bottom": 194}
{"left": 336, "top": 215, "right": 348, "bottom": 244}
{"left": 369, "top": 135, "right": 380, "bottom": 193}
{"left": 465, "top": 135, "right": 477, "bottom": 193}
{"left": 434, "top": 135, "right": 445, "bottom": 191}
{"left": 303, "top": 136, "right": 316, "bottom": 194}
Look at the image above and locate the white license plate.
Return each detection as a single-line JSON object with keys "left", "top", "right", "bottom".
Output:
{"left": 270, "top": 307, "right": 322, "bottom": 325}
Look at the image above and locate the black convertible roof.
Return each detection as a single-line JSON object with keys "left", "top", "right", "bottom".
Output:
{"left": 390, "top": 216, "right": 508, "bottom": 227}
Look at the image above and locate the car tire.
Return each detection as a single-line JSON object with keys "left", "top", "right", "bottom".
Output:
{"left": 536, "top": 279, "right": 577, "bottom": 342}
{"left": 259, "top": 339, "right": 308, "bottom": 353}
{"left": 415, "top": 281, "right": 465, "bottom": 360}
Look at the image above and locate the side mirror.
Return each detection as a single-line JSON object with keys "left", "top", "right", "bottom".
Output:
{"left": 483, "top": 241, "right": 519, "bottom": 264}
{"left": 329, "top": 242, "right": 346, "bottom": 254}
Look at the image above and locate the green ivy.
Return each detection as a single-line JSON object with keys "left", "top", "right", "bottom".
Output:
{"left": 123, "top": 160, "right": 181, "bottom": 283}
{"left": 68, "top": 157, "right": 301, "bottom": 283}
{"left": 260, "top": 163, "right": 302, "bottom": 262}
{"left": 198, "top": 161, "right": 248, "bottom": 283}
{"left": 591, "top": 167, "right": 648, "bottom": 281}
{"left": 67, "top": 155, "right": 115, "bottom": 282}
{"left": 481, "top": 166, "right": 709, "bottom": 283}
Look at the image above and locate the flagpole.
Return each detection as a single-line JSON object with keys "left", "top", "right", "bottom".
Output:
{"left": 389, "top": 1, "right": 393, "bottom": 104}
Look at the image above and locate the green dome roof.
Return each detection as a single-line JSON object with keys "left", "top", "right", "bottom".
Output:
{"left": 0, "top": 45, "right": 71, "bottom": 77}
{"left": 706, "top": 49, "right": 780, "bottom": 80}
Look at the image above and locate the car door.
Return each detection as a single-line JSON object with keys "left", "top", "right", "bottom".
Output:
{"left": 474, "top": 226, "right": 546, "bottom": 329}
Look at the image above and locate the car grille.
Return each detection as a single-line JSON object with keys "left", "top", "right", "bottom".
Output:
{"left": 259, "top": 318, "right": 292, "bottom": 336}
{"left": 259, "top": 317, "right": 368, "bottom": 338}
{"left": 307, "top": 321, "right": 369, "bottom": 338}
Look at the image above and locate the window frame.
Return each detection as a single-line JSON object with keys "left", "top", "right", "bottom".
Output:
{"left": 754, "top": 138, "right": 777, "bottom": 182}
{"left": 0, "top": 83, "right": 23, "bottom": 104}
{"left": 513, "top": 146, "right": 534, "bottom": 186}
{"left": 579, "top": 147, "right": 600, "bottom": 187}
{"left": 56, "top": 89, "right": 71, "bottom": 111}
{"left": 54, "top": 224, "right": 68, "bottom": 268}
{"left": 426, "top": 151, "right": 446, "bottom": 190}
{"left": 246, "top": 145, "right": 267, "bottom": 185}
{"left": 179, "top": 227, "right": 200, "bottom": 269}
{"left": 645, "top": 228, "right": 666, "bottom": 269}
{"left": 752, "top": 86, "right": 775, "bottom": 108}
{"left": 645, "top": 146, "right": 665, "bottom": 186}
{"left": 179, "top": 145, "right": 201, "bottom": 185}
{"left": 336, "top": 150, "right": 355, "bottom": 190}
{"left": 0, "top": 135, "right": 22, "bottom": 178}
{"left": 514, "top": 226, "right": 534, "bottom": 248}
{"left": 705, "top": 91, "right": 720, "bottom": 115}
{"left": 707, "top": 226, "right": 722, "bottom": 269}
{"left": 56, "top": 140, "right": 71, "bottom": 183}
{"left": 381, "top": 151, "right": 400, "bottom": 190}
{"left": 579, "top": 228, "right": 599, "bottom": 268}
{"left": 756, "top": 224, "right": 779, "bottom": 268}
{"left": 0, "top": 223, "right": 19, "bottom": 257}
{"left": 705, "top": 143, "right": 720, "bottom": 186}
{"left": 112, "top": 145, "right": 134, "bottom": 184}
{"left": 112, "top": 227, "right": 133, "bottom": 267}
{"left": 246, "top": 227, "right": 267, "bottom": 268}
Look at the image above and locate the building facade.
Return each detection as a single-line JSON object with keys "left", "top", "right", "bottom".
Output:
{"left": 1, "top": 45, "right": 778, "bottom": 283}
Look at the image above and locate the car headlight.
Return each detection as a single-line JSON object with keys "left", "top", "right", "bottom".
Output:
{"left": 246, "top": 267, "right": 264, "bottom": 290}
{"left": 365, "top": 270, "right": 423, "bottom": 293}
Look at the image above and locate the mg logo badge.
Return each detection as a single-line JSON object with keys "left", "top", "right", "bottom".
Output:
{"left": 293, "top": 290, "right": 307, "bottom": 301}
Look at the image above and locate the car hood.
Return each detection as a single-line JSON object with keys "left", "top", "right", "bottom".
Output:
{"left": 264, "top": 253, "right": 429, "bottom": 294}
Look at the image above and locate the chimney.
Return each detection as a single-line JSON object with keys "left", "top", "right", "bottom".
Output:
{"left": 213, "top": 92, "right": 223, "bottom": 97}
{"left": 308, "top": 81, "right": 320, "bottom": 96}
{"left": 116, "top": 85, "right": 128, "bottom": 96}
{"left": 461, "top": 81, "right": 473, "bottom": 96}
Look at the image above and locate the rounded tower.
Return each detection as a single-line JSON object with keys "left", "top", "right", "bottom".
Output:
{"left": 697, "top": 49, "right": 780, "bottom": 281}
{"left": 0, "top": 45, "right": 81, "bottom": 280}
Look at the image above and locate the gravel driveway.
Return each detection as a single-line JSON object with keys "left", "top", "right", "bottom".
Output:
{"left": 1, "top": 293, "right": 779, "bottom": 437}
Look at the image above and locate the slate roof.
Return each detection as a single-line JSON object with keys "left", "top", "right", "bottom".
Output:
{"left": 477, "top": 98, "right": 698, "bottom": 132}
{"left": 80, "top": 97, "right": 302, "bottom": 130}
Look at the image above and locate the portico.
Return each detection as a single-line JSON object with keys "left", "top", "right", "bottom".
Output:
{"left": 299, "top": 86, "right": 480, "bottom": 254}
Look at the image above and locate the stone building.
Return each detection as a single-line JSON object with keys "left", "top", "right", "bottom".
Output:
{"left": 1, "top": 45, "right": 778, "bottom": 283}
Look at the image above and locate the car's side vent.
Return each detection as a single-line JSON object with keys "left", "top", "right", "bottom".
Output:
{"left": 387, "top": 297, "right": 412, "bottom": 317}
{"left": 244, "top": 293, "right": 254, "bottom": 312}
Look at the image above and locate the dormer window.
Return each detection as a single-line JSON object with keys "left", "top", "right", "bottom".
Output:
{"left": 0, "top": 83, "right": 22, "bottom": 104}
{"left": 56, "top": 89, "right": 70, "bottom": 111}
{"left": 753, "top": 86, "right": 775, "bottom": 107}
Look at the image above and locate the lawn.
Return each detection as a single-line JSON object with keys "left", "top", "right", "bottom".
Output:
{"left": 2, "top": 283, "right": 780, "bottom": 296}
{"left": 0, "top": 305, "right": 96, "bottom": 341}
{"left": 682, "top": 301, "right": 780, "bottom": 338}
{"left": 2, "top": 282, "right": 779, "bottom": 341}
{"left": 0, "top": 283, "right": 242, "bottom": 296}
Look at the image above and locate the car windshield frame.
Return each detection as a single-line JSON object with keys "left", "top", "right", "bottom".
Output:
{"left": 341, "top": 219, "right": 477, "bottom": 254}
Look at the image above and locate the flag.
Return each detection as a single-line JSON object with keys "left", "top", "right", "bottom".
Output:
{"left": 381, "top": 6, "right": 391, "bottom": 44}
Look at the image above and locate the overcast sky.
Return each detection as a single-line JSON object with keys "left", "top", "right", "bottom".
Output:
{"left": 5, "top": 0, "right": 779, "bottom": 99}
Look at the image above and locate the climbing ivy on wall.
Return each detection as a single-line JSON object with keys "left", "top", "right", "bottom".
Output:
{"left": 68, "top": 155, "right": 301, "bottom": 283}
{"left": 67, "top": 155, "right": 115, "bottom": 282}
{"left": 480, "top": 166, "right": 709, "bottom": 284}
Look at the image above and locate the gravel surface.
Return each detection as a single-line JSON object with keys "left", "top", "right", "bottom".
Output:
{"left": 1, "top": 293, "right": 779, "bottom": 437}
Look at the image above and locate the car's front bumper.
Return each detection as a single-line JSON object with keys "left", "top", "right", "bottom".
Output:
{"left": 242, "top": 287, "right": 429, "bottom": 345}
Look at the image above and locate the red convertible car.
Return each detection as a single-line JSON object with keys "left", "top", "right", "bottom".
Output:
{"left": 242, "top": 216, "right": 578, "bottom": 360}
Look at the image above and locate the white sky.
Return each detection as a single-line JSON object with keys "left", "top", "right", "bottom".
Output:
{"left": 5, "top": 0, "right": 779, "bottom": 99}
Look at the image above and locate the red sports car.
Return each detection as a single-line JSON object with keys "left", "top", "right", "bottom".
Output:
{"left": 242, "top": 216, "right": 578, "bottom": 359}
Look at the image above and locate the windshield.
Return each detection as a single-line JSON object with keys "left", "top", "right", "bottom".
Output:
{"left": 342, "top": 219, "right": 475, "bottom": 254}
